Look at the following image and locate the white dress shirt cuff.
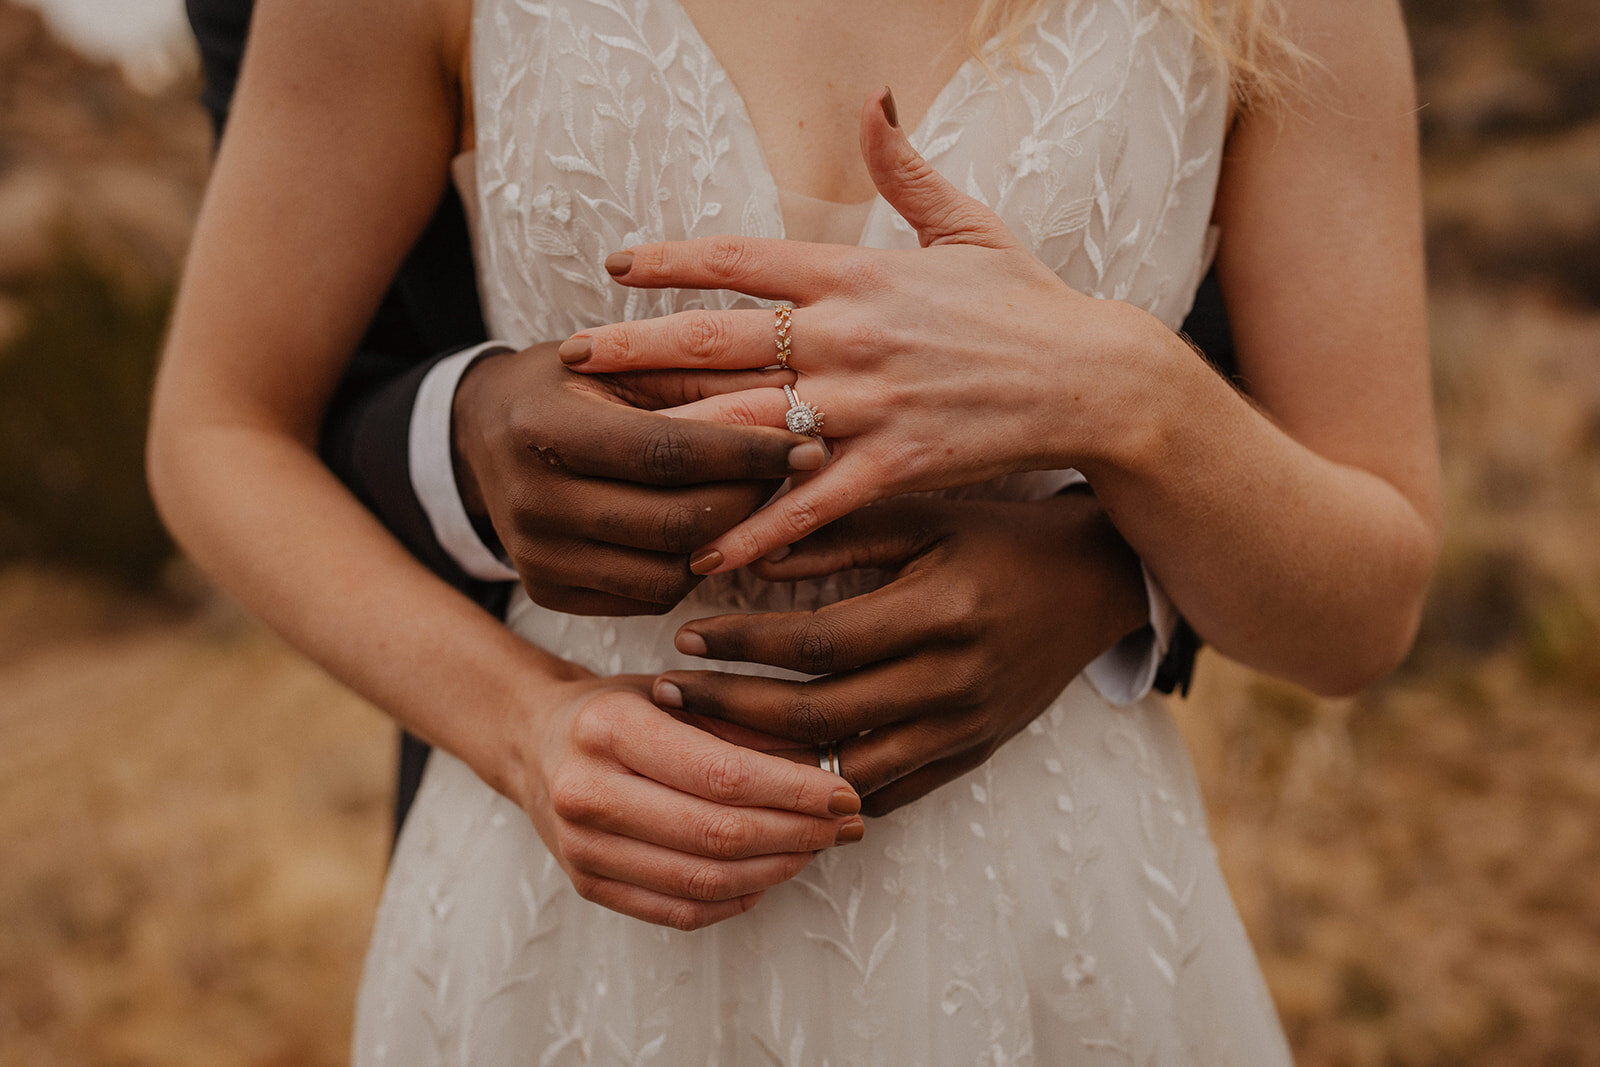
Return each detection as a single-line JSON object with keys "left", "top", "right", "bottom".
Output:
{"left": 1083, "top": 564, "right": 1178, "bottom": 707}
{"left": 408, "top": 342, "right": 521, "bottom": 583}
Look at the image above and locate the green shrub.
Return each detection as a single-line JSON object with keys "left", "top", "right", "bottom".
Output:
{"left": 0, "top": 244, "right": 174, "bottom": 587}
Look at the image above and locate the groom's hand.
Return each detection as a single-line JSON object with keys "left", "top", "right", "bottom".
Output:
{"left": 651, "top": 494, "right": 1150, "bottom": 816}
{"left": 452, "top": 342, "right": 821, "bottom": 615}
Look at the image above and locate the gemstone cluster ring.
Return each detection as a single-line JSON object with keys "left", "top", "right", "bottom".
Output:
{"left": 783, "top": 384, "right": 824, "bottom": 437}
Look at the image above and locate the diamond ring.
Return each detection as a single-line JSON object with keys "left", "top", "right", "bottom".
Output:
{"left": 783, "top": 384, "right": 824, "bottom": 437}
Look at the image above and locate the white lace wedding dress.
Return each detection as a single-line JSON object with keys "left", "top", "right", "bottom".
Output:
{"left": 353, "top": 0, "right": 1293, "bottom": 1062}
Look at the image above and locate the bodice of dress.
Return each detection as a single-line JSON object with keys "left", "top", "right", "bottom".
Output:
{"left": 469, "top": 0, "right": 1225, "bottom": 347}
{"left": 465, "top": 0, "right": 1227, "bottom": 642}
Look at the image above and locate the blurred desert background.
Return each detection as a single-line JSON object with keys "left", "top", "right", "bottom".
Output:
{"left": 1, "top": 0, "right": 1597, "bottom": 1062}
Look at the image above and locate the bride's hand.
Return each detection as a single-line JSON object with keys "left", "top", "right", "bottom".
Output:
{"left": 506, "top": 675, "right": 863, "bottom": 930}
{"left": 557, "top": 88, "right": 1161, "bottom": 572}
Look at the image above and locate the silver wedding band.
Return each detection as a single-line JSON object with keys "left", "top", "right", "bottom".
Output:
{"left": 818, "top": 742, "right": 841, "bottom": 777}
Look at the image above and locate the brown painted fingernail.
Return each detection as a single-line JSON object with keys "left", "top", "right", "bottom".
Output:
{"left": 652, "top": 679, "right": 683, "bottom": 709}
{"left": 604, "top": 251, "right": 634, "bottom": 277}
{"left": 558, "top": 336, "right": 592, "bottom": 365}
{"left": 674, "top": 630, "right": 708, "bottom": 656}
{"left": 835, "top": 818, "right": 866, "bottom": 845}
{"left": 829, "top": 789, "right": 861, "bottom": 816}
{"left": 880, "top": 86, "right": 899, "bottom": 128}
{"left": 788, "top": 441, "right": 826, "bottom": 471}
{"left": 689, "top": 549, "right": 724, "bottom": 576}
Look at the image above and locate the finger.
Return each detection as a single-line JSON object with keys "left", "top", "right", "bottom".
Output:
{"left": 601, "top": 236, "right": 856, "bottom": 301}
{"left": 535, "top": 477, "right": 778, "bottom": 553}
{"left": 562, "top": 771, "right": 857, "bottom": 859}
{"left": 673, "top": 577, "right": 947, "bottom": 674}
{"left": 521, "top": 582, "right": 683, "bottom": 618}
{"left": 658, "top": 386, "right": 792, "bottom": 429}
{"left": 860, "top": 746, "right": 990, "bottom": 818}
{"left": 604, "top": 708, "right": 860, "bottom": 816}
{"left": 568, "top": 875, "right": 765, "bottom": 931}
{"left": 562, "top": 307, "right": 803, "bottom": 375}
{"left": 562, "top": 824, "right": 814, "bottom": 902}
{"left": 601, "top": 367, "right": 795, "bottom": 410}
{"left": 516, "top": 538, "right": 698, "bottom": 608}
{"left": 543, "top": 403, "right": 819, "bottom": 485}
{"left": 692, "top": 459, "right": 880, "bottom": 573}
{"left": 653, "top": 656, "right": 971, "bottom": 745}
{"left": 829, "top": 717, "right": 976, "bottom": 799}
{"left": 861, "top": 87, "right": 1017, "bottom": 250}
{"left": 745, "top": 504, "right": 940, "bottom": 582}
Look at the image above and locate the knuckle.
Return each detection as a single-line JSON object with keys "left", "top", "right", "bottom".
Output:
{"left": 684, "top": 862, "right": 733, "bottom": 902}
{"left": 696, "top": 808, "right": 752, "bottom": 859}
{"left": 640, "top": 426, "right": 697, "bottom": 483}
{"left": 698, "top": 750, "right": 756, "bottom": 803}
{"left": 663, "top": 899, "right": 712, "bottom": 932}
{"left": 946, "top": 660, "right": 993, "bottom": 707}
{"left": 789, "top": 616, "right": 841, "bottom": 674}
{"left": 548, "top": 770, "right": 606, "bottom": 823}
{"left": 780, "top": 497, "right": 825, "bottom": 542}
{"left": 837, "top": 254, "right": 888, "bottom": 295}
{"left": 940, "top": 581, "right": 985, "bottom": 634}
{"left": 656, "top": 503, "right": 707, "bottom": 553}
{"left": 702, "top": 237, "right": 752, "bottom": 285}
{"left": 842, "top": 317, "right": 892, "bottom": 356}
{"left": 644, "top": 567, "right": 696, "bottom": 608}
{"left": 680, "top": 312, "right": 729, "bottom": 362}
{"left": 568, "top": 870, "right": 604, "bottom": 903}
{"left": 786, "top": 690, "right": 837, "bottom": 746}
{"left": 603, "top": 326, "right": 637, "bottom": 368}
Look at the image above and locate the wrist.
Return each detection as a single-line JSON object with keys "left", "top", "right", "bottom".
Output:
{"left": 451, "top": 348, "right": 508, "bottom": 519}
{"left": 1060, "top": 302, "right": 1193, "bottom": 485}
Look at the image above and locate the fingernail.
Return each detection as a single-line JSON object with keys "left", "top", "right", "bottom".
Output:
{"left": 605, "top": 251, "right": 634, "bottom": 276}
{"left": 829, "top": 789, "right": 861, "bottom": 816}
{"left": 558, "top": 336, "right": 592, "bottom": 365}
{"left": 763, "top": 545, "right": 792, "bottom": 563}
{"left": 689, "top": 549, "right": 724, "bottom": 576}
{"left": 880, "top": 86, "right": 899, "bottom": 128}
{"left": 835, "top": 818, "right": 866, "bottom": 845}
{"left": 788, "top": 441, "right": 826, "bottom": 471}
{"left": 652, "top": 679, "right": 684, "bottom": 709}
{"left": 674, "top": 630, "right": 708, "bottom": 657}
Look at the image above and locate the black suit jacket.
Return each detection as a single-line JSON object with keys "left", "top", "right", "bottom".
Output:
{"left": 186, "top": 0, "right": 1222, "bottom": 835}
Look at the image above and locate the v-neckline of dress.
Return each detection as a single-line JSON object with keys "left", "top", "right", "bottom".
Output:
{"left": 656, "top": 0, "right": 996, "bottom": 246}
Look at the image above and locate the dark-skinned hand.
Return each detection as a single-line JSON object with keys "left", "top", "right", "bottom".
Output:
{"left": 650, "top": 492, "right": 1152, "bottom": 816}
{"left": 451, "top": 342, "right": 822, "bottom": 615}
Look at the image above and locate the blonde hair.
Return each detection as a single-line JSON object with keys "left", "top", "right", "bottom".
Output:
{"left": 969, "top": 0, "right": 1303, "bottom": 112}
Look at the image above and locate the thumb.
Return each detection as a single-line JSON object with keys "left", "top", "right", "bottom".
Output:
{"left": 860, "top": 86, "right": 1016, "bottom": 249}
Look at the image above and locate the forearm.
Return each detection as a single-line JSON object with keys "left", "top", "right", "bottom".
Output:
{"left": 1077, "top": 323, "right": 1438, "bottom": 695}
{"left": 148, "top": 418, "right": 585, "bottom": 797}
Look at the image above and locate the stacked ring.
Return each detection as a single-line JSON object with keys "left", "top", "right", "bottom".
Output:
{"left": 783, "top": 384, "right": 824, "bottom": 437}
{"left": 773, "top": 302, "right": 793, "bottom": 369}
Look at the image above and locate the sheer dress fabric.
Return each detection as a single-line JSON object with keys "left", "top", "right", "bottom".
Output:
{"left": 354, "top": 0, "right": 1292, "bottom": 1062}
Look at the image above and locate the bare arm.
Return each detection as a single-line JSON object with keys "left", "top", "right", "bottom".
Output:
{"left": 148, "top": 0, "right": 859, "bottom": 930}
{"left": 1084, "top": 0, "right": 1439, "bottom": 693}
